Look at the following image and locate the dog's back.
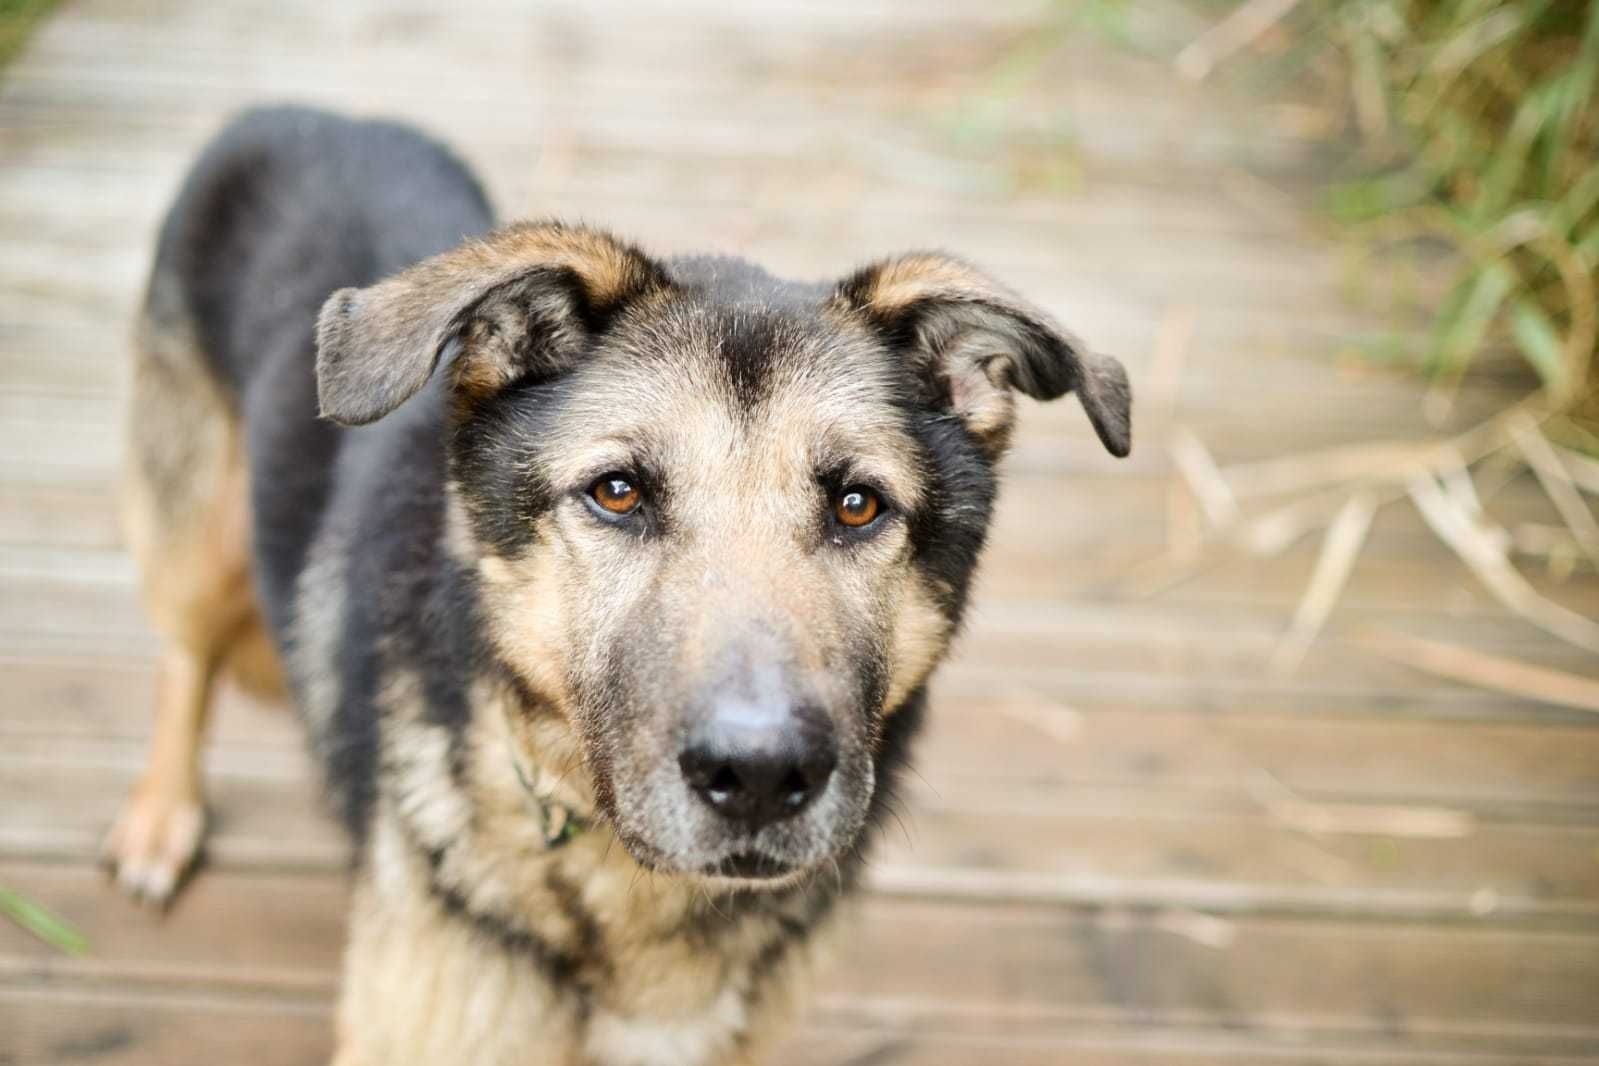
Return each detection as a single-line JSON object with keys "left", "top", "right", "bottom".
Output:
{"left": 152, "top": 106, "right": 494, "bottom": 396}
{"left": 109, "top": 108, "right": 492, "bottom": 900}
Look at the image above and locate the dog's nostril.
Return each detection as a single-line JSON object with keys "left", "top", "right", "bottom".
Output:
{"left": 781, "top": 769, "right": 811, "bottom": 808}
{"left": 707, "top": 765, "right": 740, "bottom": 799}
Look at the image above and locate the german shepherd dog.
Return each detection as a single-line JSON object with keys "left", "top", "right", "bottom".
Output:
{"left": 105, "top": 107, "right": 1130, "bottom": 1065}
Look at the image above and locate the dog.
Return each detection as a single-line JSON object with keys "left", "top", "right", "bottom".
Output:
{"left": 103, "top": 106, "right": 1131, "bottom": 1065}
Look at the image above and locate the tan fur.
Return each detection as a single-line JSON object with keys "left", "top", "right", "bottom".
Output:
{"left": 107, "top": 283, "right": 283, "bottom": 903}
{"left": 337, "top": 813, "right": 812, "bottom": 1066}
{"left": 853, "top": 252, "right": 999, "bottom": 312}
{"left": 883, "top": 577, "right": 954, "bottom": 716}
{"left": 334, "top": 814, "right": 584, "bottom": 1066}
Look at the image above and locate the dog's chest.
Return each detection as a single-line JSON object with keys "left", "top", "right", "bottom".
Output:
{"left": 582, "top": 988, "right": 750, "bottom": 1066}
{"left": 337, "top": 809, "right": 806, "bottom": 1066}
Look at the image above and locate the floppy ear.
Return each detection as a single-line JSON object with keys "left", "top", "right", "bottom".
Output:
{"left": 831, "top": 253, "right": 1131, "bottom": 458}
{"left": 315, "top": 221, "right": 671, "bottom": 425}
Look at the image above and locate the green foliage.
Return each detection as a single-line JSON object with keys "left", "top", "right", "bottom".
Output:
{"left": 1303, "top": 0, "right": 1599, "bottom": 409}
{"left": 0, "top": 0, "right": 58, "bottom": 71}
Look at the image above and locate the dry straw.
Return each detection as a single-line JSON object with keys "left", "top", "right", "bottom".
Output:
{"left": 1158, "top": 0, "right": 1599, "bottom": 705}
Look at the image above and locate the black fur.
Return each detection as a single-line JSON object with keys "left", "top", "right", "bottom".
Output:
{"left": 905, "top": 410, "right": 998, "bottom": 621}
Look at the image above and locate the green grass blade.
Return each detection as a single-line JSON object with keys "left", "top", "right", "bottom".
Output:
{"left": 0, "top": 884, "right": 89, "bottom": 956}
{"left": 1478, "top": 83, "right": 1558, "bottom": 220}
{"left": 1509, "top": 298, "right": 1569, "bottom": 393}
{"left": 1537, "top": 3, "right": 1599, "bottom": 194}
{"left": 1557, "top": 162, "right": 1599, "bottom": 233}
{"left": 1206, "top": 0, "right": 1595, "bottom": 403}
{"left": 1429, "top": 261, "right": 1516, "bottom": 377}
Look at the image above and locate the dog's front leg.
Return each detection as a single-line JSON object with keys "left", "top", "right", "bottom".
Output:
{"left": 103, "top": 644, "right": 216, "bottom": 903}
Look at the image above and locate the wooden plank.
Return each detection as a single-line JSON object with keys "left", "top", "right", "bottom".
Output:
{"left": 15, "top": 0, "right": 1067, "bottom": 38}
{"left": 0, "top": 757, "right": 347, "bottom": 872}
{"left": 6, "top": 741, "right": 1597, "bottom": 924}
{"left": 5, "top": 527, "right": 1597, "bottom": 656}
{"left": 5, "top": 543, "right": 1595, "bottom": 732}
{"left": 10, "top": 989, "right": 1598, "bottom": 1066}
{"left": 0, "top": 314, "right": 1507, "bottom": 436}
{"left": 0, "top": 164, "right": 1434, "bottom": 369}
{"left": 0, "top": 253, "right": 1455, "bottom": 428}
{"left": 2, "top": 620, "right": 1590, "bottom": 731}
{"left": 0, "top": 462, "right": 1576, "bottom": 574}
{"left": 0, "top": 484, "right": 120, "bottom": 549}
{"left": 0, "top": 660, "right": 294, "bottom": 745}
{"left": 0, "top": 162, "right": 1345, "bottom": 303}
{"left": 0, "top": 988, "right": 332, "bottom": 1066}
{"left": 2, "top": 862, "right": 1597, "bottom": 1043}
{"left": 920, "top": 677, "right": 1599, "bottom": 820}
{"left": 0, "top": 117, "right": 1293, "bottom": 243}
{"left": 0, "top": 113, "right": 1318, "bottom": 249}
{"left": 1, "top": 0, "right": 1311, "bottom": 174}
{"left": 7, "top": 657, "right": 1597, "bottom": 817}
{"left": 0, "top": 319, "right": 1543, "bottom": 499}
{"left": 0, "top": 864, "right": 345, "bottom": 985}
{"left": 778, "top": 1029, "right": 1599, "bottom": 1066}
{"left": 0, "top": 216, "right": 1370, "bottom": 376}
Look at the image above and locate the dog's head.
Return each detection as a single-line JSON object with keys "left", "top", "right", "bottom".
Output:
{"left": 316, "top": 222, "right": 1130, "bottom": 886}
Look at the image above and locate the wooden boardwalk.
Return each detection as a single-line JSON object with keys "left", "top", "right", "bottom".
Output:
{"left": 2, "top": 1, "right": 1597, "bottom": 1062}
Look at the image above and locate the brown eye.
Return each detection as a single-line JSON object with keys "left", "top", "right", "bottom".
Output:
{"left": 834, "top": 487, "right": 881, "bottom": 528}
{"left": 591, "top": 474, "right": 641, "bottom": 515}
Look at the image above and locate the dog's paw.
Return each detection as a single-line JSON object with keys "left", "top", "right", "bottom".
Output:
{"left": 102, "top": 783, "right": 207, "bottom": 905}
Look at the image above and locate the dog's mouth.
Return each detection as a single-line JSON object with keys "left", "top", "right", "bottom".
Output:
{"left": 706, "top": 850, "right": 796, "bottom": 882}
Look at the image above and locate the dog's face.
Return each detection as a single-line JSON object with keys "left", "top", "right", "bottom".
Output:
{"left": 316, "top": 224, "right": 1130, "bottom": 885}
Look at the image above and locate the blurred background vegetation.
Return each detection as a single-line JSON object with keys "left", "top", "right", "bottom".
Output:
{"left": 0, "top": 0, "right": 58, "bottom": 70}
{"left": 1270, "top": 0, "right": 1595, "bottom": 438}
{"left": 1201, "top": 0, "right": 1595, "bottom": 437}
{"left": 947, "top": 0, "right": 1599, "bottom": 685}
{"left": 960, "top": 1, "right": 1597, "bottom": 444}
{"left": 1182, "top": 0, "right": 1599, "bottom": 675}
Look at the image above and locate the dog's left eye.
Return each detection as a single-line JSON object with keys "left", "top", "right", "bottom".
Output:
{"left": 833, "top": 487, "right": 882, "bottom": 528}
{"left": 590, "top": 474, "right": 642, "bottom": 516}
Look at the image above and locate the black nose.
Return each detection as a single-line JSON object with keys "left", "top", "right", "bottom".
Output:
{"left": 678, "top": 702, "right": 837, "bottom": 830}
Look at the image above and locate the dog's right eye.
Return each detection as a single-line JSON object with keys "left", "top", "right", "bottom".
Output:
{"left": 590, "top": 474, "right": 642, "bottom": 516}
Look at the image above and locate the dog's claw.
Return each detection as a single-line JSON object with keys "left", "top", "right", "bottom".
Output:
{"left": 103, "top": 786, "right": 206, "bottom": 906}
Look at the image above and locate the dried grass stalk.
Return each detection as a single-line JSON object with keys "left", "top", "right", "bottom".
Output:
{"left": 1177, "top": 0, "right": 1305, "bottom": 81}
{"left": 1246, "top": 769, "right": 1473, "bottom": 839}
{"left": 1557, "top": 446, "right": 1599, "bottom": 496}
{"left": 1509, "top": 413, "right": 1599, "bottom": 566}
{"left": 1407, "top": 472, "right": 1599, "bottom": 653}
{"left": 1364, "top": 631, "right": 1599, "bottom": 714}
{"left": 1170, "top": 426, "right": 1239, "bottom": 529}
{"left": 1269, "top": 492, "right": 1377, "bottom": 676}
{"left": 1220, "top": 403, "right": 1525, "bottom": 499}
